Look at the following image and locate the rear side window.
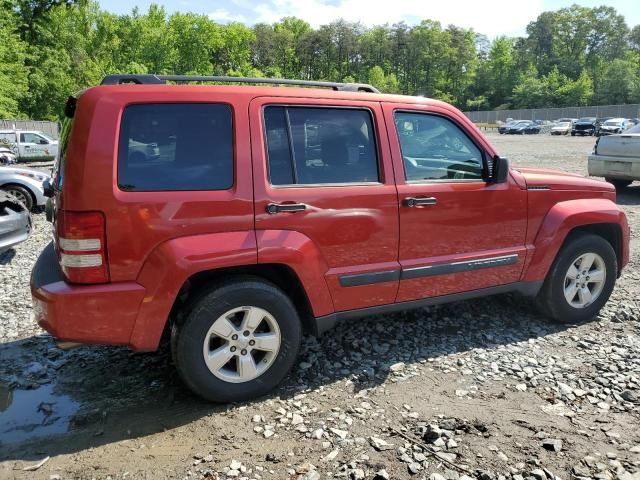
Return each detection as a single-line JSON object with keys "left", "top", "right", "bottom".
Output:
{"left": 264, "top": 106, "right": 379, "bottom": 185}
{"left": 118, "top": 103, "right": 233, "bottom": 191}
{"left": 0, "top": 132, "right": 17, "bottom": 144}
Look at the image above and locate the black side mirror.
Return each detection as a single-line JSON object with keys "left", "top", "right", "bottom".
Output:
{"left": 42, "top": 179, "right": 54, "bottom": 198}
{"left": 491, "top": 155, "right": 509, "bottom": 183}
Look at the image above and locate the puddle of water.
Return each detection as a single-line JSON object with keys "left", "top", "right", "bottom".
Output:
{"left": 0, "top": 383, "right": 80, "bottom": 445}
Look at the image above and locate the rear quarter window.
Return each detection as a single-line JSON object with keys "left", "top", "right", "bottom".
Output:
{"left": 118, "top": 103, "right": 233, "bottom": 191}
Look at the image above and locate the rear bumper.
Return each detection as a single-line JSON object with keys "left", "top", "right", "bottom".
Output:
{"left": 588, "top": 155, "right": 640, "bottom": 180}
{"left": 31, "top": 242, "right": 146, "bottom": 347}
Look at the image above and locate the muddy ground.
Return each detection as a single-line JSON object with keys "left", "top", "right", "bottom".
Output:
{"left": 0, "top": 133, "right": 639, "bottom": 480}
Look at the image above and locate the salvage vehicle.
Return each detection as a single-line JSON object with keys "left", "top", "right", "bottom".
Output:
{"left": 588, "top": 123, "right": 640, "bottom": 190}
{"left": 595, "top": 117, "right": 612, "bottom": 136}
{"left": 0, "top": 146, "right": 17, "bottom": 165}
{"left": 0, "top": 130, "right": 59, "bottom": 162}
{"left": 498, "top": 120, "right": 520, "bottom": 134}
{"left": 0, "top": 166, "right": 51, "bottom": 211}
{"left": 507, "top": 120, "right": 541, "bottom": 135}
{"left": 598, "top": 118, "right": 629, "bottom": 136}
{"left": 31, "top": 74, "right": 630, "bottom": 402}
{"left": 550, "top": 121, "right": 571, "bottom": 135}
{"left": 571, "top": 117, "right": 597, "bottom": 136}
{"left": 0, "top": 191, "right": 31, "bottom": 254}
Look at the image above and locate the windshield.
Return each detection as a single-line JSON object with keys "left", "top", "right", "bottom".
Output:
{"left": 578, "top": 118, "right": 595, "bottom": 122}
{"left": 625, "top": 124, "right": 640, "bottom": 134}
{"left": 604, "top": 120, "right": 622, "bottom": 126}
{"left": 555, "top": 122, "right": 570, "bottom": 127}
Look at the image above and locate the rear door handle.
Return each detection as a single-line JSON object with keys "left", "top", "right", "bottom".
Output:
{"left": 266, "top": 203, "right": 307, "bottom": 214}
{"left": 403, "top": 197, "right": 437, "bottom": 207}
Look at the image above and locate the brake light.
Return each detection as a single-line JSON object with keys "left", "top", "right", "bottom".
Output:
{"left": 57, "top": 210, "right": 109, "bottom": 284}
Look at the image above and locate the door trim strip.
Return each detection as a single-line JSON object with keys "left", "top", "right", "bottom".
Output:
{"left": 339, "top": 269, "right": 401, "bottom": 287}
{"left": 401, "top": 254, "right": 518, "bottom": 280}
{"left": 338, "top": 254, "right": 519, "bottom": 287}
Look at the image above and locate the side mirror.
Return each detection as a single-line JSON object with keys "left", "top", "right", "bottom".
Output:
{"left": 42, "top": 179, "right": 54, "bottom": 198}
{"left": 491, "top": 155, "right": 509, "bottom": 183}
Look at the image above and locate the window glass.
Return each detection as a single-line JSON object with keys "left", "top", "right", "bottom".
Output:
{"left": 21, "top": 132, "right": 45, "bottom": 144}
{"left": 264, "top": 106, "right": 379, "bottom": 185}
{"left": 394, "top": 112, "right": 484, "bottom": 181}
{"left": 118, "top": 103, "right": 233, "bottom": 191}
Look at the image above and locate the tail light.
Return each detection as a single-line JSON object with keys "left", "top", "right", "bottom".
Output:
{"left": 56, "top": 210, "right": 109, "bottom": 284}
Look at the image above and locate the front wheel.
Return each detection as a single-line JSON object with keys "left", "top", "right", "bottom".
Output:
{"left": 173, "top": 278, "right": 302, "bottom": 402}
{"left": 1, "top": 185, "right": 33, "bottom": 211}
{"left": 536, "top": 234, "right": 616, "bottom": 324}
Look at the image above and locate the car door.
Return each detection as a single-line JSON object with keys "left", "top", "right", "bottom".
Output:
{"left": 382, "top": 103, "right": 528, "bottom": 303}
{"left": 18, "top": 132, "right": 46, "bottom": 160}
{"left": 250, "top": 97, "right": 400, "bottom": 313}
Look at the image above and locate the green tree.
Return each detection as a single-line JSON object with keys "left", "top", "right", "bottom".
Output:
{"left": 0, "top": 0, "right": 29, "bottom": 118}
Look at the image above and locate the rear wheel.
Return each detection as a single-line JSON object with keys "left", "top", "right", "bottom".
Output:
{"left": 605, "top": 178, "right": 632, "bottom": 190}
{"left": 173, "top": 277, "right": 302, "bottom": 402}
{"left": 536, "top": 234, "right": 616, "bottom": 324}
{"left": 1, "top": 185, "right": 33, "bottom": 211}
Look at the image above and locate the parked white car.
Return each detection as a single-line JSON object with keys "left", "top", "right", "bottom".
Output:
{"left": 0, "top": 130, "right": 58, "bottom": 162}
{"left": 597, "top": 118, "right": 629, "bottom": 137}
{"left": 588, "top": 123, "right": 640, "bottom": 189}
{"left": 550, "top": 121, "right": 572, "bottom": 135}
{"left": 0, "top": 165, "right": 51, "bottom": 210}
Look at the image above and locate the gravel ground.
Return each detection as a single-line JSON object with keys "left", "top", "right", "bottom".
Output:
{"left": 0, "top": 133, "right": 639, "bottom": 480}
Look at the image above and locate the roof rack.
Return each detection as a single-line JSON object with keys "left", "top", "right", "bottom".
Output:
{"left": 100, "top": 74, "right": 381, "bottom": 94}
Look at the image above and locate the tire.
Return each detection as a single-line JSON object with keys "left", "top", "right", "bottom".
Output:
{"left": 536, "top": 234, "right": 617, "bottom": 324}
{"left": 605, "top": 178, "right": 632, "bottom": 190}
{"left": 173, "top": 277, "right": 302, "bottom": 402}
{"left": 571, "top": 132, "right": 575, "bottom": 136}
{"left": 1, "top": 185, "right": 34, "bottom": 211}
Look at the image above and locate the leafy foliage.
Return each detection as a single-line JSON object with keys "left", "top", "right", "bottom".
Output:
{"left": 0, "top": 1, "right": 639, "bottom": 120}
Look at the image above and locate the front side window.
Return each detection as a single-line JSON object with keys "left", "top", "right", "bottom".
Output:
{"left": 21, "top": 132, "right": 46, "bottom": 144}
{"left": 118, "top": 103, "right": 233, "bottom": 191}
{"left": 394, "top": 112, "right": 484, "bottom": 182}
{"left": 264, "top": 106, "right": 379, "bottom": 185}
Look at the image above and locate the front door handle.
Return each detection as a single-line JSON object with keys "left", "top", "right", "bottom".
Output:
{"left": 266, "top": 203, "right": 307, "bottom": 214}
{"left": 403, "top": 197, "right": 437, "bottom": 207}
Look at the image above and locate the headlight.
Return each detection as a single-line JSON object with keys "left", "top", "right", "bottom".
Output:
{"left": 17, "top": 171, "right": 47, "bottom": 181}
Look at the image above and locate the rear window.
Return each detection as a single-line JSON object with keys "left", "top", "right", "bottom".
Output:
{"left": 118, "top": 103, "right": 233, "bottom": 191}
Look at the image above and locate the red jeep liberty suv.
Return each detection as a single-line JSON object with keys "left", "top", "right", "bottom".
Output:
{"left": 31, "top": 75, "right": 630, "bottom": 402}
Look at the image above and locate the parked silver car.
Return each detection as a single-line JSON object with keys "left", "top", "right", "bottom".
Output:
{"left": 0, "top": 191, "right": 31, "bottom": 254}
{"left": 0, "top": 165, "right": 51, "bottom": 211}
{"left": 588, "top": 123, "right": 640, "bottom": 189}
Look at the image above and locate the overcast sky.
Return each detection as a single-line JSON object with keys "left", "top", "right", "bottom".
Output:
{"left": 98, "top": 0, "right": 640, "bottom": 37}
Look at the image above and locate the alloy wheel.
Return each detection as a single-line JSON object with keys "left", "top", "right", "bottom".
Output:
{"left": 563, "top": 253, "right": 606, "bottom": 308}
{"left": 202, "top": 306, "right": 281, "bottom": 383}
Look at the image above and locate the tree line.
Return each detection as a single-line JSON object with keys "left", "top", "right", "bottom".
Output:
{"left": 1, "top": 0, "right": 640, "bottom": 120}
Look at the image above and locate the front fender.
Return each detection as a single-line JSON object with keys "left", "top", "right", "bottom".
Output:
{"left": 522, "top": 198, "right": 629, "bottom": 282}
{"left": 129, "top": 231, "right": 257, "bottom": 350}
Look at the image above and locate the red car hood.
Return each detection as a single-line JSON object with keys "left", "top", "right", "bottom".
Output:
{"left": 514, "top": 167, "right": 615, "bottom": 192}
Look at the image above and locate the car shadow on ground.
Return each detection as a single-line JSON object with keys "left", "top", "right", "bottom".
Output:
{"left": 0, "top": 249, "right": 16, "bottom": 265}
{"left": 617, "top": 185, "right": 640, "bottom": 206}
{"left": 0, "top": 294, "right": 574, "bottom": 461}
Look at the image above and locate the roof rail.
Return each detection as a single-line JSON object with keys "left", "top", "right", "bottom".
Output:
{"left": 100, "top": 74, "right": 381, "bottom": 93}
